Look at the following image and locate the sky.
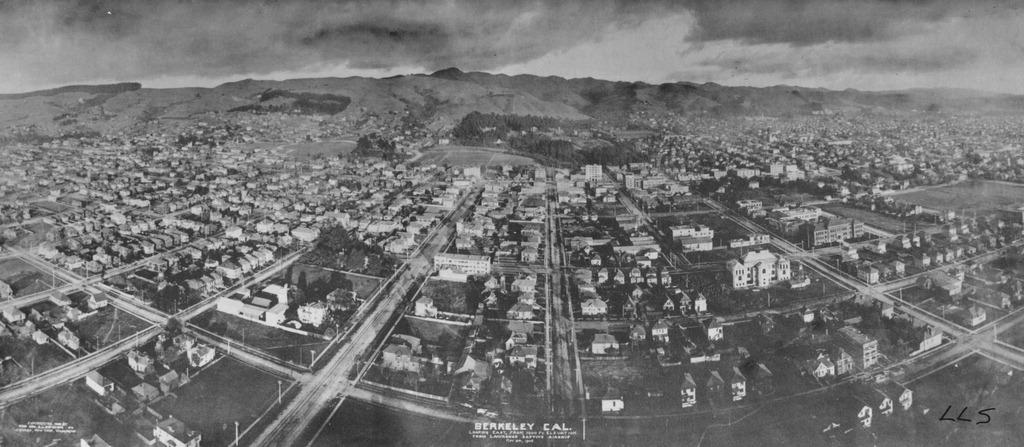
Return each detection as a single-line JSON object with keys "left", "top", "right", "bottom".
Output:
{"left": 0, "top": 0, "right": 1022, "bottom": 94}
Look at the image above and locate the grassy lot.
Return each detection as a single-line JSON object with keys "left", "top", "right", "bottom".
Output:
{"left": 0, "top": 381, "right": 135, "bottom": 447}
{"left": 417, "top": 145, "right": 534, "bottom": 167}
{"left": 401, "top": 317, "right": 470, "bottom": 361}
{"left": 190, "top": 310, "right": 330, "bottom": 365}
{"left": 820, "top": 203, "right": 932, "bottom": 234}
{"left": 591, "top": 203, "right": 630, "bottom": 217}
{"left": 0, "top": 257, "right": 63, "bottom": 297}
{"left": 696, "top": 266, "right": 850, "bottom": 315}
{"left": 152, "top": 356, "right": 291, "bottom": 447}
{"left": 892, "top": 353, "right": 1024, "bottom": 446}
{"left": 287, "top": 263, "right": 383, "bottom": 303}
{"left": 284, "top": 140, "right": 357, "bottom": 159}
{"left": 69, "top": 305, "right": 152, "bottom": 352}
{"left": 33, "top": 201, "right": 75, "bottom": 213}
{"left": 418, "top": 278, "right": 483, "bottom": 315}
{"left": 894, "top": 180, "right": 1024, "bottom": 215}
{"left": 0, "top": 336, "right": 75, "bottom": 387}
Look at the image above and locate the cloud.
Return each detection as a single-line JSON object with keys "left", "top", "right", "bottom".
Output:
{"left": 0, "top": 0, "right": 1020, "bottom": 93}
{"left": 0, "top": 0, "right": 679, "bottom": 91}
{"left": 683, "top": 0, "right": 1017, "bottom": 45}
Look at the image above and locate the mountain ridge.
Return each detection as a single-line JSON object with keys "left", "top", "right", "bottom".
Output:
{"left": 2, "top": 70, "right": 1023, "bottom": 136}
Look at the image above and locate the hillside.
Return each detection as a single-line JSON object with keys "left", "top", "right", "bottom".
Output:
{"left": 2, "top": 69, "right": 1023, "bottom": 136}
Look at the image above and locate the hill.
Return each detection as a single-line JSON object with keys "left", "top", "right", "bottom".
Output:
{"left": 2, "top": 70, "right": 1023, "bottom": 137}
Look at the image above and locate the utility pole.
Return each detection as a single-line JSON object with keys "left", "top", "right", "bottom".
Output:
{"left": 234, "top": 421, "right": 239, "bottom": 446}
{"left": 277, "top": 379, "right": 283, "bottom": 405}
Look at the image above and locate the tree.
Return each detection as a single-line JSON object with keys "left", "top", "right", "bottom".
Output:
{"left": 165, "top": 317, "right": 184, "bottom": 334}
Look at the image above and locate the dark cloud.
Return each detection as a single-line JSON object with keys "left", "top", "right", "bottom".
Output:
{"left": 697, "top": 44, "right": 981, "bottom": 78}
{"left": 0, "top": 0, "right": 1018, "bottom": 91}
{"left": 684, "top": 0, "right": 1015, "bottom": 45}
{"left": 0, "top": 0, "right": 678, "bottom": 87}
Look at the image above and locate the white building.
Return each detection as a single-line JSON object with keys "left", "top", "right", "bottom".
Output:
{"left": 298, "top": 302, "right": 328, "bottom": 326}
{"left": 727, "top": 250, "right": 791, "bottom": 289}
{"left": 584, "top": 164, "right": 603, "bottom": 182}
{"left": 434, "top": 253, "right": 491, "bottom": 275}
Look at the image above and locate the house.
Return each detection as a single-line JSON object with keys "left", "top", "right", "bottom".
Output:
{"left": 706, "top": 371, "right": 726, "bottom": 401}
{"left": 153, "top": 416, "right": 202, "bottom": 447}
{"left": 857, "top": 385, "right": 893, "bottom": 417}
{"left": 382, "top": 344, "right": 420, "bottom": 373}
{"left": 132, "top": 382, "right": 160, "bottom": 402}
{"left": 629, "top": 324, "right": 647, "bottom": 345}
{"left": 602, "top": 387, "right": 624, "bottom": 413}
{"left": 505, "top": 331, "right": 529, "bottom": 351}
{"left": 188, "top": 345, "right": 215, "bottom": 368}
{"left": 692, "top": 293, "right": 708, "bottom": 314}
{"left": 581, "top": 297, "right": 608, "bottom": 316}
{"left": 832, "top": 348, "right": 855, "bottom": 375}
{"left": 806, "top": 353, "right": 836, "bottom": 378}
{"left": 2, "top": 306, "right": 26, "bottom": 324}
{"left": 730, "top": 367, "right": 747, "bottom": 401}
{"left": 32, "top": 330, "right": 49, "bottom": 344}
{"left": 917, "top": 326, "right": 943, "bottom": 352}
{"left": 652, "top": 319, "right": 670, "bottom": 343}
{"left": 128, "top": 350, "right": 155, "bottom": 375}
{"left": 507, "top": 302, "right": 534, "bottom": 320}
{"left": 58, "top": 328, "right": 80, "bottom": 350}
{"left": 681, "top": 373, "right": 697, "bottom": 408}
{"left": 591, "top": 333, "right": 620, "bottom": 355}
{"left": 414, "top": 297, "right": 438, "bottom": 318}
{"left": 455, "top": 356, "right": 492, "bottom": 394}
{"left": 705, "top": 318, "right": 723, "bottom": 341}
{"left": 880, "top": 382, "right": 913, "bottom": 411}
{"left": 298, "top": 302, "right": 328, "bottom": 326}
{"left": 963, "top": 306, "right": 987, "bottom": 326}
{"left": 509, "top": 345, "right": 539, "bottom": 368}
{"left": 159, "top": 370, "right": 182, "bottom": 395}
{"left": 84, "top": 371, "right": 115, "bottom": 396}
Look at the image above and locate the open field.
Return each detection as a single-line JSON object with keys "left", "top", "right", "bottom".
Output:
{"left": 282, "top": 140, "right": 356, "bottom": 159}
{"left": 0, "top": 381, "right": 135, "bottom": 447}
{"left": 820, "top": 203, "right": 933, "bottom": 234}
{"left": 70, "top": 305, "right": 152, "bottom": 351}
{"left": 0, "top": 335, "right": 75, "bottom": 387}
{"left": 152, "top": 356, "right": 292, "bottom": 447}
{"left": 417, "top": 145, "right": 535, "bottom": 167}
{"left": 286, "top": 263, "right": 382, "bottom": 302}
{"left": 0, "top": 257, "right": 64, "bottom": 297}
{"left": 190, "top": 310, "right": 330, "bottom": 365}
{"left": 417, "top": 278, "right": 483, "bottom": 315}
{"left": 894, "top": 180, "right": 1024, "bottom": 215}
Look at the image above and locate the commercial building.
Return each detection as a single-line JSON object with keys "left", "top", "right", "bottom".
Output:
{"left": 837, "top": 326, "right": 880, "bottom": 369}
{"left": 434, "top": 253, "right": 492, "bottom": 275}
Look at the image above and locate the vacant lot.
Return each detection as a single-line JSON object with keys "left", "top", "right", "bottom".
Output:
{"left": 895, "top": 180, "right": 1024, "bottom": 215}
{"left": 190, "top": 310, "right": 330, "bottom": 365}
{"left": 0, "top": 335, "right": 75, "bottom": 387}
{"left": 0, "top": 381, "right": 134, "bottom": 446}
{"left": 287, "top": 263, "right": 383, "bottom": 303}
{"left": 69, "top": 305, "right": 152, "bottom": 351}
{"left": 418, "top": 278, "right": 483, "bottom": 315}
{"left": 153, "top": 356, "right": 292, "bottom": 447}
{"left": 284, "top": 140, "right": 357, "bottom": 159}
{"left": 820, "top": 203, "right": 932, "bottom": 234}
{"left": 0, "top": 257, "right": 63, "bottom": 297}
{"left": 417, "top": 146, "right": 535, "bottom": 167}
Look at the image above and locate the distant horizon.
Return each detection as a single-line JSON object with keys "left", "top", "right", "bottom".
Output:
{"left": 0, "top": 1, "right": 1021, "bottom": 96}
{"left": 4, "top": 67, "right": 1020, "bottom": 98}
